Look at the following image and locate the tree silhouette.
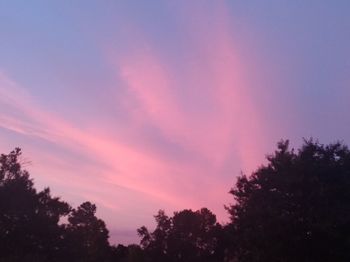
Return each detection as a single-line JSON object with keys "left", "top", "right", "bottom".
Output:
{"left": 0, "top": 148, "right": 70, "bottom": 261}
{"left": 226, "top": 140, "right": 350, "bottom": 261}
{"left": 3, "top": 140, "right": 350, "bottom": 262}
{"left": 64, "top": 202, "right": 111, "bottom": 262}
{"left": 0, "top": 149, "right": 114, "bottom": 262}
{"left": 138, "top": 208, "right": 224, "bottom": 262}
{"left": 110, "top": 244, "right": 146, "bottom": 262}
{"left": 111, "top": 244, "right": 128, "bottom": 261}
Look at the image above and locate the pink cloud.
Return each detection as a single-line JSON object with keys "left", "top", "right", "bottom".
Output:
{"left": 0, "top": 2, "right": 273, "bottom": 244}
{"left": 115, "top": 1, "right": 267, "bottom": 173}
{"left": 0, "top": 71, "right": 210, "bottom": 214}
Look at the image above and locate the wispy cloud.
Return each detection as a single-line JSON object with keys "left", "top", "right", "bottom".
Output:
{"left": 0, "top": 1, "right": 269, "bottom": 244}
{"left": 0, "top": 72, "right": 178, "bottom": 200}
{"left": 115, "top": 2, "right": 266, "bottom": 173}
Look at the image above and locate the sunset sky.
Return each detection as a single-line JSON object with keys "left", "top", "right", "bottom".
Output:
{"left": 1, "top": 1, "right": 350, "bottom": 244}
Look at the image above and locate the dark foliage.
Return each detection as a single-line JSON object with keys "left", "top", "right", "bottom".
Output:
{"left": 2, "top": 139, "right": 350, "bottom": 262}
{"left": 227, "top": 140, "right": 350, "bottom": 261}
{"left": 138, "top": 208, "right": 224, "bottom": 261}
{"left": 0, "top": 148, "right": 71, "bottom": 262}
{"left": 64, "top": 202, "right": 111, "bottom": 262}
{"left": 111, "top": 244, "right": 146, "bottom": 262}
{"left": 0, "top": 149, "right": 113, "bottom": 262}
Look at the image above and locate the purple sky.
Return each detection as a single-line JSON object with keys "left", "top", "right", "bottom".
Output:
{"left": 1, "top": 1, "right": 350, "bottom": 244}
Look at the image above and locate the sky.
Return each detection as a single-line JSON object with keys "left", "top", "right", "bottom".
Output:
{"left": 0, "top": 1, "right": 350, "bottom": 245}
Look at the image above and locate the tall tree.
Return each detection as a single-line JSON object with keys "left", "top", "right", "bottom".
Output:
{"left": 227, "top": 140, "right": 350, "bottom": 261}
{"left": 0, "top": 148, "right": 71, "bottom": 261}
{"left": 65, "top": 202, "right": 111, "bottom": 262}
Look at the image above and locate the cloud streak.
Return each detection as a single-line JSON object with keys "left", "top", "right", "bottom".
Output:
{"left": 0, "top": 1, "right": 270, "bottom": 244}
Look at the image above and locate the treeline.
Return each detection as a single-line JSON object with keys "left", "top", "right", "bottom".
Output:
{"left": 1, "top": 140, "right": 350, "bottom": 261}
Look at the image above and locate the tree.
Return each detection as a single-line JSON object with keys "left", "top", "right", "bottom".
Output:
{"left": 0, "top": 148, "right": 114, "bottom": 262}
{"left": 226, "top": 140, "right": 350, "bottom": 261}
{"left": 65, "top": 202, "right": 111, "bottom": 262}
{"left": 138, "top": 208, "right": 224, "bottom": 262}
{"left": 0, "top": 148, "right": 71, "bottom": 261}
{"left": 138, "top": 210, "right": 171, "bottom": 262}
{"left": 111, "top": 244, "right": 129, "bottom": 261}
{"left": 111, "top": 244, "right": 145, "bottom": 262}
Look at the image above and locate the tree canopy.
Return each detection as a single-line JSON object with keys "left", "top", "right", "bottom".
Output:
{"left": 138, "top": 208, "right": 224, "bottom": 262}
{"left": 227, "top": 140, "right": 350, "bottom": 261}
{"left": 0, "top": 149, "right": 112, "bottom": 262}
{"left": 64, "top": 201, "right": 111, "bottom": 262}
{"left": 1, "top": 139, "right": 350, "bottom": 261}
{"left": 0, "top": 148, "right": 71, "bottom": 261}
